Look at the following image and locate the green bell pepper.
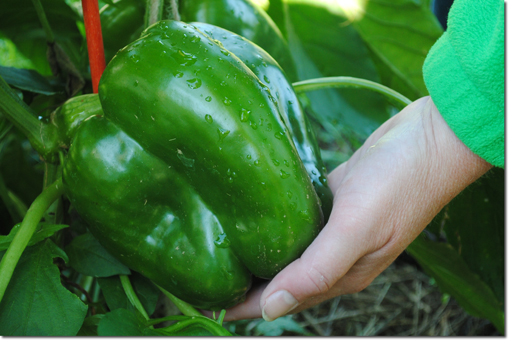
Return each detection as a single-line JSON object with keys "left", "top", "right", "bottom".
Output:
{"left": 63, "top": 20, "right": 326, "bottom": 310}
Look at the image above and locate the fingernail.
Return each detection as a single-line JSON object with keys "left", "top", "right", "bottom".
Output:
{"left": 262, "top": 290, "right": 298, "bottom": 322}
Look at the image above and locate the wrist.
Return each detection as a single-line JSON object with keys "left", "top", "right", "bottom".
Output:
{"left": 423, "top": 96, "right": 492, "bottom": 202}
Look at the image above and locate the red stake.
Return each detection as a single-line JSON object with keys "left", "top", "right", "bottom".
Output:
{"left": 82, "top": 0, "right": 106, "bottom": 93}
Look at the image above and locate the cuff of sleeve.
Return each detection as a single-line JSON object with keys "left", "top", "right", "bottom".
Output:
{"left": 423, "top": 34, "right": 504, "bottom": 168}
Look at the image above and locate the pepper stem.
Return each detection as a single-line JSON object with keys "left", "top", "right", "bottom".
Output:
{"left": 0, "top": 178, "right": 65, "bottom": 303}
{"left": 292, "top": 76, "right": 412, "bottom": 108}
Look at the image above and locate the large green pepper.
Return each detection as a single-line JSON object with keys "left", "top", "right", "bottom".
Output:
{"left": 63, "top": 21, "right": 325, "bottom": 310}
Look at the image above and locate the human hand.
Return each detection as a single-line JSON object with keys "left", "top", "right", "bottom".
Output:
{"left": 220, "top": 96, "right": 492, "bottom": 321}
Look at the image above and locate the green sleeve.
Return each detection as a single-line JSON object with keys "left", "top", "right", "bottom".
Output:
{"left": 423, "top": 0, "right": 504, "bottom": 168}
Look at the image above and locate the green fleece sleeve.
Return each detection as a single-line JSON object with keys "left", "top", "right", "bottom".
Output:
{"left": 423, "top": 0, "right": 504, "bottom": 168}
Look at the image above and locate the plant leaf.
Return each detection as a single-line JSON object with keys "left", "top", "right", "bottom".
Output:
{"left": 0, "top": 240, "right": 88, "bottom": 336}
{"left": 0, "top": 66, "right": 60, "bottom": 95}
{"left": 65, "top": 232, "right": 131, "bottom": 277}
{"left": 407, "top": 235, "right": 504, "bottom": 334}
{"left": 424, "top": 168, "right": 505, "bottom": 307}
{"left": 253, "top": 315, "right": 309, "bottom": 336}
{"left": 0, "top": 223, "right": 68, "bottom": 252}
{"left": 349, "top": 0, "right": 443, "bottom": 99}
{"left": 283, "top": 0, "right": 390, "bottom": 139}
{"left": 76, "top": 314, "right": 104, "bottom": 336}
{"left": 97, "top": 308, "right": 162, "bottom": 336}
{"left": 441, "top": 168, "right": 505, "bottom": 306}
{"left": 0, "top": 0, "right": 85, "bottom": 76}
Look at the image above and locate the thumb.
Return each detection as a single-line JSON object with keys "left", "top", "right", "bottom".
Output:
{"left": 259, "top": 208, "right": 371, "bottom": 321}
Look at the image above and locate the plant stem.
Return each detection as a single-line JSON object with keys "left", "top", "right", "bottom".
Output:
{"left": 155, "top": 283, "right": 203, "bottom": 317}
{"left": 292, "top": 76, "right": 412, "bottom": 109}
{"left": 145, "top": 0, "right": 165, "bottom": 27}
{"left": 120, "top": 275, "right": 150, "bottom": 321}
{"left": 82, "top": 0, "right": 106, "bottom": 93}
{"left": 43, "top": 163, "right": 63, "bottom": 224}
{"left": 31, "top": 0, "right": 55, "bottom": 43}
{"left": 169, "top": 0, "right": 180, "bottom": 21}
{"left": 0, "top": 178, "right": 65, "bottom": 303}
{"left": 146, "top": 315, "right": 191, "bottom": 326}
{"left": 217, "top": 309, "right": 226, "bottom": 325}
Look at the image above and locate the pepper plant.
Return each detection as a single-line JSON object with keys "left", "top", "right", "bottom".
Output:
{"left": 0, "top": 0, "right": 504, "bottom": 336}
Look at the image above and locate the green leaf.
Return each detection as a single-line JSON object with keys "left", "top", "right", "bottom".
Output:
{"left": 65, "top": 232, "right": 131, "bottom": 277}
{"left": 98, "top": 272, "right": 160, "bottom": 316}
{"left": 0, "top": 66, "right": 60, "bottom": 95}
{"left": 424, "top": 168, "right": 505, "bottom": 308}
{"left": 76, "top": 314, "right": 104, "bottom": 336}
{"left": 441, "top": 168, "right": 504, "bottom": 306}
{"left": 0, "top": 114, "right": 12, "bottom": 141}
{"left": 0, "top": 0, "right": 85, "bottom": 76}
{"left": 0, "top": 240, "right": 88, "bottom": 336}
{"left": 349, "top": 0, "right": 443, "bottom": 99}
{"left": 281, "top": 0, "right": 391, "bottom": 155}
{"left": 0, "top": 31, "right": 49, "bottom": 74}
{"left": 253, "top": 315, "right": 309, "bottom": 336}
{"left": 97, "top": 308, "right": 162, "bottom": 336}
{"left": 0, "top": 223, "right": 68, "bottom": 252}
{"left": 407, "top": 235, "right": 504, "bottom": 334}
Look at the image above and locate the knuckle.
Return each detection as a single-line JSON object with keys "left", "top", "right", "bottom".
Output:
{"left": 305, "top": 264, "right": 332, "bottom": 295}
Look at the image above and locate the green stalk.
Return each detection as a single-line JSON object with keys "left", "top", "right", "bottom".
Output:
{"left": 216, "top": 309, "right": 226, "bottom": 325}
{"left": 0, "top": 178, "right": 65, "bottom": 303}
{"left": 155, "top": 283, "right": 202, "bottom": 317}
{"left": 43, "top": 163, "right": 63, "bottom": 224}
{"left": 0, "top": 76, "right": 60, "bottom": 162}
{"left": 120, "top": 275, "right": 150, "bottom": 321}
{"left": 146, "top": 315, "right": 191, "bottom": 326}
{"left": 31, "top": 0, "right": 55, "bottom": 43}
{"left": 292, "top": 76, "right": 412, "bottom": 109}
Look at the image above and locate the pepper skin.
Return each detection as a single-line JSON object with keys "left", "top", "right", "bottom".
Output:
{"left": 180, "top": 0, "right": 297, "bottom": 80}
{"left": 193, "top": 22, "right": 333, "bottom": 219}
{"left": 63, "top": 21, "right": 324, "bottom": 310}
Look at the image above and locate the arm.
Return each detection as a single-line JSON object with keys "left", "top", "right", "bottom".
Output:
{"left": 222, "top": 0, "right": 503, "bottom": 321}
{"left": 222, "top": 96, "right": 491, "bottom": 321}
